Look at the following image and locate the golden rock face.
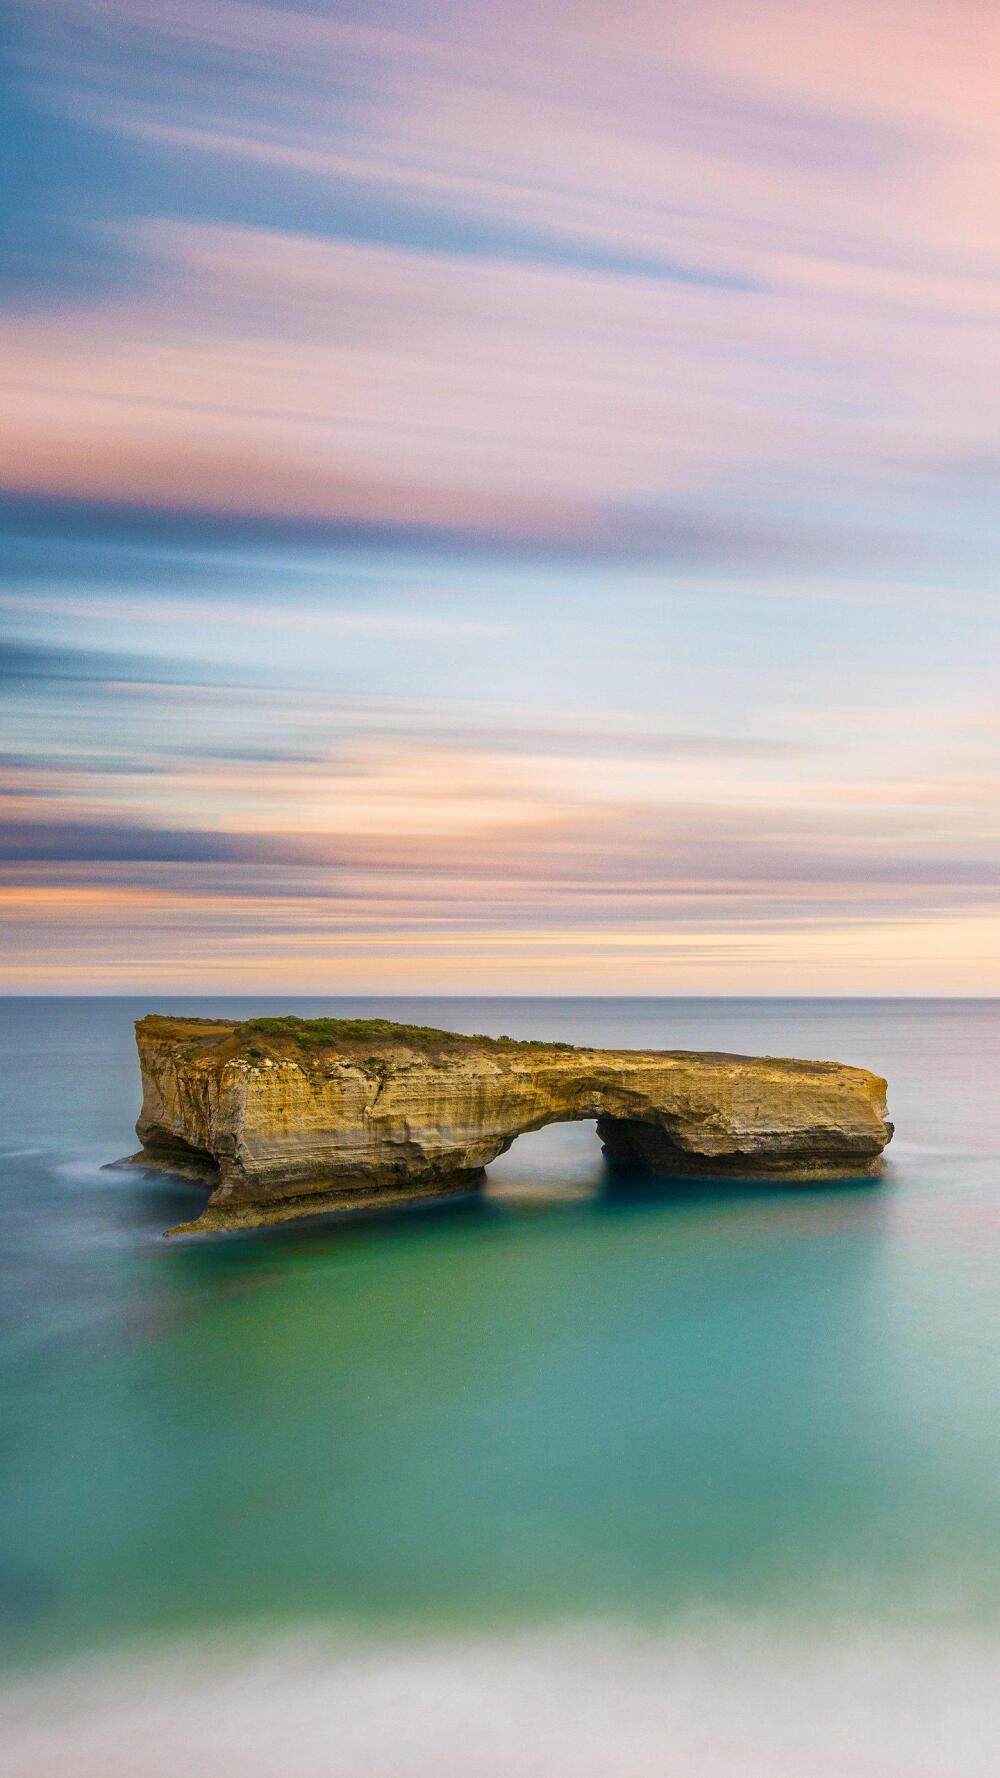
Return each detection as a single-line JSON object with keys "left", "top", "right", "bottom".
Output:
{"left": 131, "top": 1015, "right": 893, "bottom": 1234}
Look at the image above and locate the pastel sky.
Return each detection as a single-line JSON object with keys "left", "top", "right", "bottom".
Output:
{"left": 2, "top": 0, "right": 999, "bottom": 992}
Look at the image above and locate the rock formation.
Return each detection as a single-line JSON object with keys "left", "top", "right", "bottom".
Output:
{"left": 124, "top": 1015, "right": 893, "bottom": 1234}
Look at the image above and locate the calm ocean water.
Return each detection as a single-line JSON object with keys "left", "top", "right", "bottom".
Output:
{"left": 3, "top": 997, "right": 1000, "bottom": 1772}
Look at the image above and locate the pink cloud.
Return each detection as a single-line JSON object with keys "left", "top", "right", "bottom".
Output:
{"left": 2, "top": 211, "right": 999, "bottom": 537}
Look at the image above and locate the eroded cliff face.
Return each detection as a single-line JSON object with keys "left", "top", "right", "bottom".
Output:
{"left": 130, "top": 1015, "right": 893, "bottom": 1233}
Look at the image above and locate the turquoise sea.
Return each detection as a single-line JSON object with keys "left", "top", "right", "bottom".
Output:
{"left": 3, "top": 997, "right": 1000, "bottom": 1774}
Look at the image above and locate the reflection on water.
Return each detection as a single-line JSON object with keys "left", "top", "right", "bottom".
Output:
{"left": 2, "top": 999, "right": 1000, "bottom": 1698}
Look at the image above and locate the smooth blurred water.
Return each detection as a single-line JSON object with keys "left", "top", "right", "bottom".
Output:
{"left": 2, "top": 997, "right": 1000, "bottom": 1671}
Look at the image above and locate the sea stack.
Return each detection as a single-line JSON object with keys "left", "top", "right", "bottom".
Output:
{"left": 124, "top": 1015, "right": 893, "bottom": 1234}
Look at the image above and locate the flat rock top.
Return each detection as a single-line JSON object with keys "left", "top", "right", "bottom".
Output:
{"left": 135, "top": 1014, "right": 856, "bottom": 1078}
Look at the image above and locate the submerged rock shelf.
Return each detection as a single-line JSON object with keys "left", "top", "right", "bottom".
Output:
{"left": 122, "top": 1014, "right": 894, "bottom": 1235}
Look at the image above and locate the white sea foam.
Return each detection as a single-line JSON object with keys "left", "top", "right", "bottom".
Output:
{"left": 4, "top": 1613, "right": 999, "bottom": 1777}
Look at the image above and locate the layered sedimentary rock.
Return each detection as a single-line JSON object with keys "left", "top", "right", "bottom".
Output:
{"left": 126, "top": 1015, "right": 893, "bottom": 1234}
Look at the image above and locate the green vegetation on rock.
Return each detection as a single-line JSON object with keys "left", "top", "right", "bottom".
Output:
{"left": 236, "top": 1016, "right": 575, "bottom": 1052}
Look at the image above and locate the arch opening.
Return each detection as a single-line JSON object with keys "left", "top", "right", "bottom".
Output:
{"left": 484, "top": 1118, "right": 606, "bottom": 1203}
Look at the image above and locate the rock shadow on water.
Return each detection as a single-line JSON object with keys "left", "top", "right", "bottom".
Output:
{"left": 128, "top": 1146, "right": 892, "bottom": 1283}
{"left": 155, "top": 1184, "right": 490, "bottom": 1295}
{"left": 111, "top": 1166, "right": 212, "bottom": 1238}
{"left": 597, "top": 1153, "right": 891, "bottom": 1230}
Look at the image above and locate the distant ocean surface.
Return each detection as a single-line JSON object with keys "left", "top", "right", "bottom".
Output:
{"left": 3, "top": 997, "right": 1000, "bottom": 1775}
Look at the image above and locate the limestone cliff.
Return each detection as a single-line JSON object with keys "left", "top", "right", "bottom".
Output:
{"left": 126, "top": 1014, "right": 893, "bottom": 1234}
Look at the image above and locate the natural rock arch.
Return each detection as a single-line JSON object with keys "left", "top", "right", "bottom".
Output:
{"left": 125, "top": 1016, "right": 893, "bottom": 1234}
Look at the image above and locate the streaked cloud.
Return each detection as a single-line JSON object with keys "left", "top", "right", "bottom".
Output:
{"left": 2, "top": 0, "right": 998, "bottom": 988}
